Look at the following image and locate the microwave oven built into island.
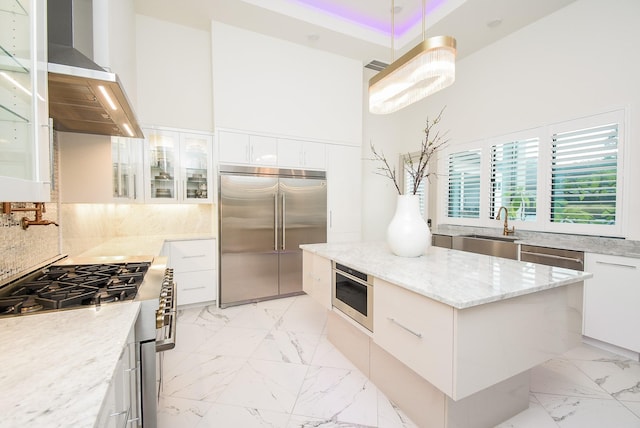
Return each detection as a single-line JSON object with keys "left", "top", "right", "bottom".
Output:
{"left": 331, "top": 261, "right": 373, "bottom": 331}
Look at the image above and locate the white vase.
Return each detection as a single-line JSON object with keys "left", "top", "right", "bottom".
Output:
{"left": 387, "top": 194, "right": 431, "bottom": 257}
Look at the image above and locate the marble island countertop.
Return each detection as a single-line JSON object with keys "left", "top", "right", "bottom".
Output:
{"left": 301, "top": 241, "right": 591, "bottom": 309}
{"left": 0, "top": 302, "right": 140, "bottom": 427}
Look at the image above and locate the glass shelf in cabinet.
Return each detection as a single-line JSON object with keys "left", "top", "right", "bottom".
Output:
{"left": 0, "top": 103, "right": 29, "bottom": 122}
{"left": 0, "top": 0, "right": 28, "bottom": 15}
{"left": 0, "top": 46, "right": 30, "bottom": 73}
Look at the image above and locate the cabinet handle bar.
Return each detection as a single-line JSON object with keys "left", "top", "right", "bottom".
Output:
{"left": 595, "top": 260, "right": 637, "bottom": 269}
{"left": 387, "top": 317, "right": 422, "bottom": 338}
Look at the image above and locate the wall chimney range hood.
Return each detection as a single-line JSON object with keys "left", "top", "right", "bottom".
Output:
{"left": 47, "top": 0, "right": 144, "bottom": 139}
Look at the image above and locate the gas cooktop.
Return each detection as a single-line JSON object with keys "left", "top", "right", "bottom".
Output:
{"left": 0, "top": 262, "right": 151, "bottom": 316}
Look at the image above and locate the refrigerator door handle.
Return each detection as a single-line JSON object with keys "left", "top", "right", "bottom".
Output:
{"left": 281, "top": 193, "right": 286, "bottom": 251}
{"left": 274, "top": 193, "right": 278, "bottom": 251}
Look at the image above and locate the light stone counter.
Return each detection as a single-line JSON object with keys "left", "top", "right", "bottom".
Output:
{"left": 77, "top": 234, "right": 215, "bottom": 257}
{"left": 0, "top": 302, "right": 140, "bottom": 427}
{"left": 433, "top": 224, "right": 640, "bottom": 258}
{"left": 301, "top": 241, "right": 591, "bottom": 309}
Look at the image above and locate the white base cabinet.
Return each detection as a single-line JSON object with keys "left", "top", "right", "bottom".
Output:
{"left": 584, "top": 253, "right": 640, "bottom": 353}
{"left": 96, "top": 326, "right": 138, "bottom": 427}
{"left": 164, "top": 239, "right": 216, "bottom": 306}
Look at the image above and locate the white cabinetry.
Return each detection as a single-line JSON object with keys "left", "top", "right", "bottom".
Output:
{"left": 302, "top": 251, "right": 332, "bottom": 309}
{"left": 59, "top": 134, "right": 144, "bottom": 203}
{"left": 218, "top": 131, "right": 277, "bottom": 166}
{"left": 96, "top": 326, "right": 138, "bottom": 427}
{"left": 144, "top": 128, "right": 213, "bottom": 203}
{"left": 164, "top": 239, "right": 216, "bottom": 306}
{"left": 277, "top": 139, "right": 325, "bottom": 170}
{"left": 326, "top": 144, "right": 362, "bottom": 242}
{"left": 584, "top": 253, "right": 640, "bottom": 352}
{"left": 0, "top": 0, "right": 51, "bottom": 202}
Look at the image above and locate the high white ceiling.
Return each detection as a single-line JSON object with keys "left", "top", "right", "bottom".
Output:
{"left": 133, "top": 0, "right": 577, "bottom": 64}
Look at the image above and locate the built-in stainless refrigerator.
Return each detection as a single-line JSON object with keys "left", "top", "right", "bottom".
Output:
{"left": 218, "top": 165, "right": 327, "bottom": 307}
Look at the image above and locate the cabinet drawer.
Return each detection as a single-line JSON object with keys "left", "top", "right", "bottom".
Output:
{"left": 169, "top": 239, "right": 216, "bottom": 272}
{"left": 176, "top": 270, "right": 216, "bottom": 306}
{"left": 584, "top": 253, "right": 640, "bottom": 352}
{"left": 373, "top": 278, "right": 454, "bottom": 396}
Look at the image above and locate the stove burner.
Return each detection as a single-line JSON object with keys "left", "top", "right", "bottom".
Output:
{"left": 20, "top": 303, "right": 44, "bottom": 314}
{"left": 0, "top": 261, "right": 151, "bottom": 317}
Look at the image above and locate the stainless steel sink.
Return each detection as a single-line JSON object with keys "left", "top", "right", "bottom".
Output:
{"left": 451, "top": 234, "right": 519, "bottom": 260}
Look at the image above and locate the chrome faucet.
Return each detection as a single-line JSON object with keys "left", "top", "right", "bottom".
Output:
{"left": 496, "top": 206, "right": 515, "bottom": 236}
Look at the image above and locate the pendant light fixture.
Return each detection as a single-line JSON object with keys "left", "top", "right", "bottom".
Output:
{"left": 369, "top": 0, "right": 457, "bottom": 114}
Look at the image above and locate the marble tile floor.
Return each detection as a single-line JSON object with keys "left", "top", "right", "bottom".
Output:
{"left": 158, "top": 294, "right": 640, "bottom": 428}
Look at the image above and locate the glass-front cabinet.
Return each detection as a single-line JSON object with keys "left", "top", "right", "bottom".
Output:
{"left": 0, "top": 0, "right": 50, "bottom": 201}
{"left": 112, "top": 136, "right": 143, "bottom": 202}
{"left": 143, "top": 128, "right": 212, "bottom": 203}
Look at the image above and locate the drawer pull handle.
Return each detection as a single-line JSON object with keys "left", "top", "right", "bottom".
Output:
{"left": 182, "top": 254, "right": 206, "bottom": 259}
{"left": 520, "top": 251, "right": 584, "bottom": 265}
{"left": 388, "top": 317, "right": 422, "bottom": 338}
{"left": 595, "top": 260, "right": 637, "bottom": 269}
{"left": 183, "top": 286, "right": 206, "bottom": 291}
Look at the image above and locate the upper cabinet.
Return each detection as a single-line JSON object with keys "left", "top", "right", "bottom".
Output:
{"left": 112, "top": 136, "right": 143, "bottom": 202}
{"left": 144, "top": 127, "right": 213, "bottom": 203}
{"left": 277, "top": 139, "right": 325, "bottom": 170}
{"left": 218, "top": 131, "right": 277, "bottom": 166}
{"left": 0, "top": 0, "right": 51, "bottom": 202}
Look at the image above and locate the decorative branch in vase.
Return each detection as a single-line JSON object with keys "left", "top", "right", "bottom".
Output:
{"left": 369, "top": 107, "right": 449, "bottom": 257}
{"left": 369, "top": 107, "right": 449, "bottom": 195}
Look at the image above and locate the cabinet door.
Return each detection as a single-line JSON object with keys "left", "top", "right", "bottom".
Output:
{"left": 326, "top": 144, "right": 362, "bottom": 242}
{"left": 277, "top": 138, "right": 304, "bottom": 168}
{"left": 145, "top": 129, "right": 180, "bottom": 202}
{"left": 250, "top": 135, "right": 277, "bottom": 165}
{"left": 0, "top": 0, "right": 50, "bottom": 202}
{"left": 180, "top": 132, "right": 213, "bottom": 203}
{"left": 218, "top": 131, "right": 250, "bottom": 164}
{"left": 112, "top": 137, "right": 143, "bottom": 202}
{"left": 302, "top": 251, "right": 331, "bottom": 309}
{"left": 303, "top": 141, "right": 326, "bottom": 170}
{"left": 584, "top": 253, "right": 640, "bottom": 352}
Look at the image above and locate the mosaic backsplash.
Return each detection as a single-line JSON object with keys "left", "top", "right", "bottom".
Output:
{"left": 0, "top": 135, "right": 62, "bottom": 283}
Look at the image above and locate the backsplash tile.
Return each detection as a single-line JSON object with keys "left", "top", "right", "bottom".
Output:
{"left": 0, "top": 134, "right": 62, "bottom": 283}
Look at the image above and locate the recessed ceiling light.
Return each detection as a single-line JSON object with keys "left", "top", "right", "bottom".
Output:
{"left": 392, "top": 5, "right": 403, "bottom": 14}
{"left": 307, "top": 34, "right": 320, "bottom": 43}
{"left": 487, "top": 18, "right": 503, "bottom": 29}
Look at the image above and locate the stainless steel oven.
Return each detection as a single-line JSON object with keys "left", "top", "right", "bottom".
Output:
{"left": 331, "top": 261, "right": 373, "bottom": 331}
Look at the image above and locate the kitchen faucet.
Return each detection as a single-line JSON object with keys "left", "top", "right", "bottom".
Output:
{"left": 496, "top": 206, "right": 515, "bottom": 236}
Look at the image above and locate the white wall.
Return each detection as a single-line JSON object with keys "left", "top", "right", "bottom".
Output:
{"left": 136, "top": 15, "right": 213, "bottom": 131}
{"left": 362, "top": 0, "right": 640, "bottom": 240}
{"left": 93, "top": 0, "right": 138, "bottom": 108}
{"left": 211, "top": 21, "right": 362, "bottom": 145}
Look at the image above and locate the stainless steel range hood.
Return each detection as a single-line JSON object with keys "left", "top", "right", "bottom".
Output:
{"left": 47, "top": 0, "right": 144, "bottom": 139}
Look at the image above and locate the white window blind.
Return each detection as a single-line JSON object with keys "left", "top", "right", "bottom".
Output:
{"left": 551, "top": 123, "right": 618, "bottom": 225}
{"left": 447, "top": 150, "right": 481, "bottom": 219}
{"left": 490, "top": 138, "right": 539, "bottom": 221}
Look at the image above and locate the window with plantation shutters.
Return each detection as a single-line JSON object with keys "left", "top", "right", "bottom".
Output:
{"left": 490, "top": 138, "right": 539, "bottom": 221}
{"left": 551, "top": 123, "right": 618, "bottom": 225}
{"left": 447, "top": 150, "right": 481, "bottom": 218}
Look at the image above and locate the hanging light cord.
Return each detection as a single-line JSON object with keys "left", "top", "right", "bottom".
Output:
{"left": 422, "top": 0, "right": 426, "bottom": 42}
{"left": 391, "top": 0, "right": 395, "bottom": 62}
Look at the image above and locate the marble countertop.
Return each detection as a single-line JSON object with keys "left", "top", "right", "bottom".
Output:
{"left": 77, "top": 234, "right": 215, "bottom": 257}
{"left": 301, "top": 241, "right": 591, "bottom": 309}
{"left": 0, "top": 302, "right": 140, "bottom": 427}
{"left": 433, "top": 225, "right": 640, "bottom": 258}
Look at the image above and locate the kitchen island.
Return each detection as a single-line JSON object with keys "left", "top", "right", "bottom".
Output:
{"left": 301, "top": 241, "right": 592, "bottom": 428}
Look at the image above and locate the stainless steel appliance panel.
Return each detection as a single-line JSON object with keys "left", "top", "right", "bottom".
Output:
{"left": 219, "top": 174, "right": 280, "bottom": 306}
{"left": 279, "top": 177, "right": 327, "bottom": 295}
{"left": 219, "top": 166, "right": 327, "bottom": 307}
{"left": 520, "top": 245, "right": 584, "bottom": 271}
